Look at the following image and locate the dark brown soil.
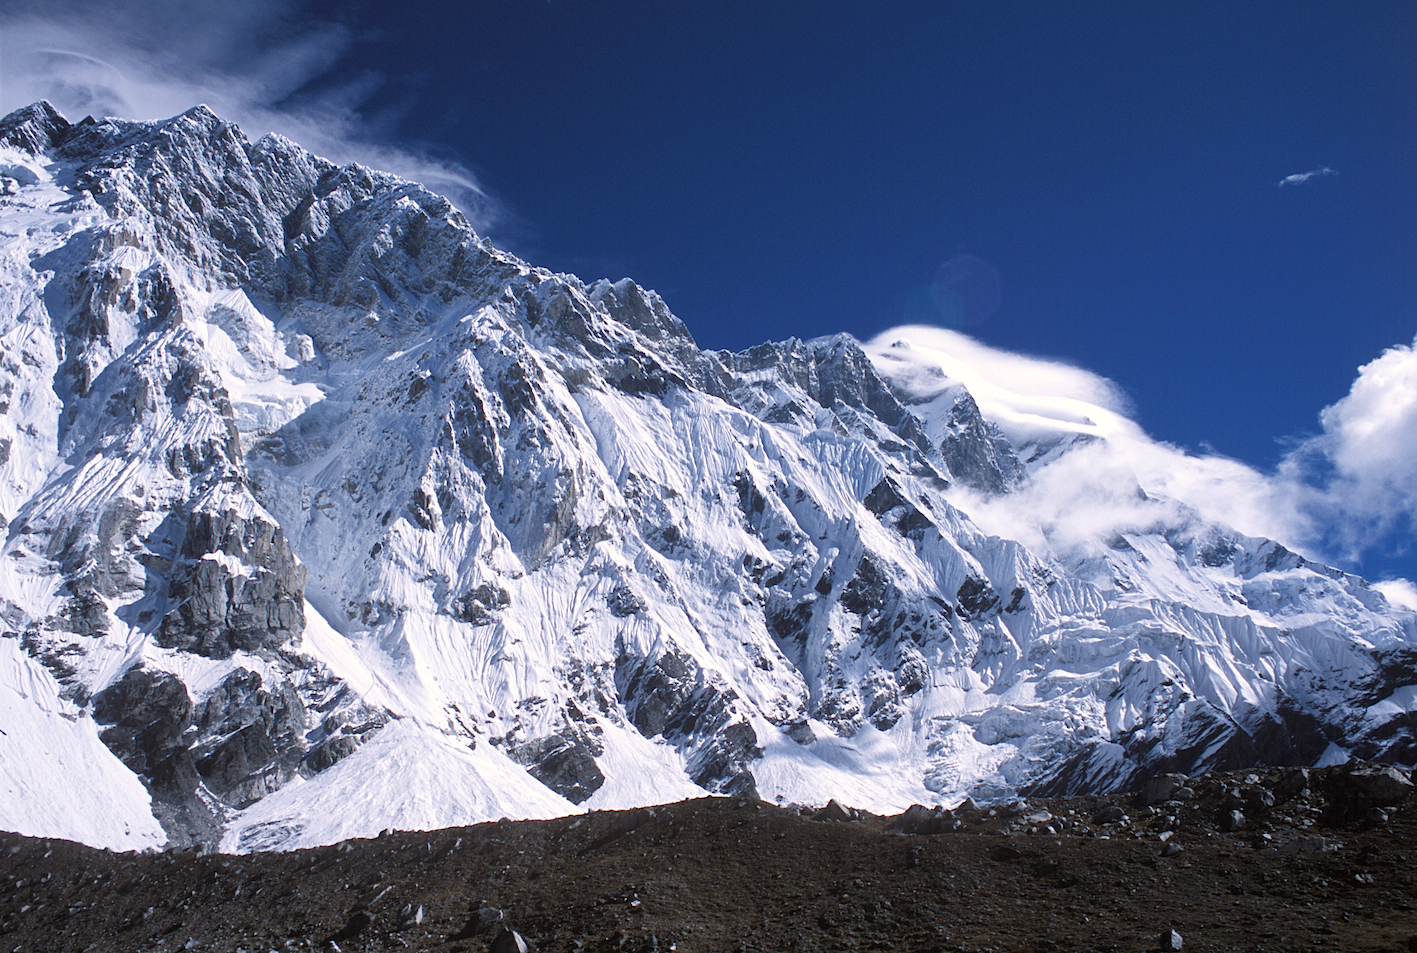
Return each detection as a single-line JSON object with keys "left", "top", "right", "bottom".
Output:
{"left": 2, "top": 764, "right": 1415, "bottom": 953}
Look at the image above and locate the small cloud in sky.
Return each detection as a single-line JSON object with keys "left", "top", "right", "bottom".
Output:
{"left": 1278, "top": 166, "right": 1338, "bottom": 188}
{"left": 0, "top": 0, "right": 502, "bottom": 232}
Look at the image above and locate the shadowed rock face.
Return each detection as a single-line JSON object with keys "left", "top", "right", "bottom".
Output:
{"left": 615, "top": 648, "right": 762, "bottom": 799}
{"left": 156, "top": 509, "right": 306, "bottom": 658}
{"left": 90, "top": 664, "right": 314, "bottom": 843}
{"left": 93, "top": 667, "right": 195, "bottom": 780}
{"left": 0, "top": 101, "right": 72, "bottom": 153}
{"left": 191, "top": 669, "right": 307, "bottom": 807}
{"left": 502, "top": 727, "right": 607, "bottom": 804}
{"left": 934, "top": 389, "right": 1027, "bottom": 493}
{"left": 91, "top": 668, "right": 214, "bottom": 847}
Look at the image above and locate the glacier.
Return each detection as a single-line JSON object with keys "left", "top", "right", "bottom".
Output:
{"left": 0, "top": 101, "right": 1412, "bottom": 852}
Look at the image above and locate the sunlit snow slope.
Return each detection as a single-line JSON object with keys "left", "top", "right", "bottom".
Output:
{"left": 0, "top": 102, "right": 1413, "bottom": 851}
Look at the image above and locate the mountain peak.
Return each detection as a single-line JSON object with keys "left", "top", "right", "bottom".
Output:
{"left": 0, "top": 104, "right": 1411, "bottom": 852}
{"left": 0, "top": 100, "right": 72, "bottom": 153}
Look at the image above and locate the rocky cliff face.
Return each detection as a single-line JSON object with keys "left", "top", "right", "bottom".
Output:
{"left": 0, "top": 102, "right": 1412, "bottom": 852}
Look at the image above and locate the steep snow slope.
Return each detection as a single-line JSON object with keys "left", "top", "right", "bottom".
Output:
{"left": 0, "top": 102, "right": 1413, "bottom": 851}
{"left": 0, "top": 637, "right": 166, "bottom": 850}
{"left": 219, "top": 719, "right": 578, "bottom": 852}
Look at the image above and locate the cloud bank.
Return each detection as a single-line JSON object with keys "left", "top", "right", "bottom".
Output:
{"left": 1284, "top": 336, "right": 1417, "bottom": 562}
{"left": 1278, "top": 166, "right": 1337, "bottom": 188}
{"left": 865, "top": 326, "right": 1416, "bottom": 586}
{"left": 0, "top": 1, "right": 500, "bottom": 231}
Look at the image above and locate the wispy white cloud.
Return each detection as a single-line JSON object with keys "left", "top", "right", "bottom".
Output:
{"left": 865, "top": 325, "right": 1414, "bottom": 590}
{"left": 1278, "top": 166, "right": 1337, "bottom": 188}
{"left": 866, "top": 326, "right": 1134, "bottom": 446}
{"left": 0, "top": 1, "right": 501, "bottom": 232}
{"left": 1375, "top": 578, "right": 1417, "bottom": 612}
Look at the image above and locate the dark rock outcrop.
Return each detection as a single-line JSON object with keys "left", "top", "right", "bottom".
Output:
{"left": 191, "top": 669, "right": 307, "bottom": 807}
{"left": 92, "top": 667, "right": 195, "bottom": 781}
{"left": 932, "top": 389, "right": 1026, "bottom": 493}
{"left": 504, "top": 728, "right": 607, "bottom": 804}
{"left": 91, "top": 667, "right": 221, "bottom": 847}
{"left": 616, "top": 648, "right": 761, "bottom": 798}
{"left": 157, "top": 508, "right": 306, "bottom": 658}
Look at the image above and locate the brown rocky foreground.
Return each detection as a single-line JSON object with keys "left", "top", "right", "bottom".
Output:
{"left": 2, "top": 763, "right": 1415, "bottom": 953}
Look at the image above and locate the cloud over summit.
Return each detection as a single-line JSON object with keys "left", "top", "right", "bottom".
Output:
{"left": 867, "top": 326, "right": 1416, "bottom": 586}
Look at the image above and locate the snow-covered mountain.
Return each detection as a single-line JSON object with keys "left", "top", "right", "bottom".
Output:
{"left": 1, "top": 102, "right": 1412, "bottom": 853}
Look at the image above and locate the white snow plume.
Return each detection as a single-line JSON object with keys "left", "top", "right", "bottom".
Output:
{"left": 1278, "top": 166, "right": 1337, "bottom": 187}
{"left": 863, "top": 325, "right": 1134, "bottom": 445}
{"left": 868, "top": 325, "right": 1417, "bottom": 591}
{"left": 864, "top": 326, "right": 1313, "bottom": 564}
{"left": 1375, "top": 578, "right": 1417, "bottom": 612}
{"left": 0, "top": 1, "right": 500, "bottom": 230}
